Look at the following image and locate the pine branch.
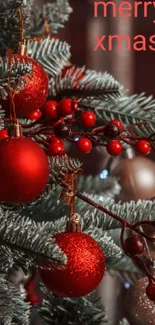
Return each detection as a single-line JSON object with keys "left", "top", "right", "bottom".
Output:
{"left": 39, "top": 287, "right": 107, "bottom": 325}
{"left": 86, "top": 227, "right": 122, "bottom": 258}
{"left": 83, "top": 93, "right": 155, "bottom": 137}
{"left": 0, "top": 56, "right": 32, "bottom": 99}
{"left": 0, "top": 246, "right": 14, "bottom": 273}
{"left": 49, "top": 67, "right": 123, "bottom": 100}
{"left": 28, "top": 0, "right": 72, "bottom": 37}
{"left": 0, "top": 0, "right": 33, "bottom": 30}
{"left": 43, "top": 1, "right": 72, "bottom": 34}
{"left": 27, "top": 37, "right": 71, "bottom": 77}
{"left": 0, "top": 207, "right": 67, "bottom": 266}
{"left": 81, "top": 198, "right": 155, "bottom": 230}
{"left": 0, "top": 275, "right": 30, "bottom": 325}
{"left": 50, "top": 156, "right": 82, "bottom": 183}
{"left": 0, "top": 0, "right": 33, "bottom": 54}
{"left": 77, "top": 175, "right": 121, "bottom": 197}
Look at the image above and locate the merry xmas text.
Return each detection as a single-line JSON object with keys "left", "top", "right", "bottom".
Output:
{"left": 94, "top": 1, "right": 155, "bottom": 51}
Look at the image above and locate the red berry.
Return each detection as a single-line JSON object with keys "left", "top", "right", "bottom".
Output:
{"left": 42, "top": 100, "right": 58, "bottom": 119}
{"left": 107, "top": 140, "right": 123, "bottom": 156}
{"left": 111, "top": 119, "right": 123, "bottom": 132}
{"left": 28, "top": 109, "right": 42, "bottom": 120}
{"left": 47, "top": 142, "right": 65, "bottom": 156}
{"left": 57, "top": 98, "right": 74, "bottom": 116}
{"left": 81, "top": 111, "right": 96, "bottom": 128}
{"left": 135, "top": 140, "right": 151, "bottom": 155}
{"left": 47, "top": 135, "right": 63, "bottom": 145}
{"left": 146, "top": 283, "right": 155, "bottom": 301}
{"left": 77, "top": 138, "right": 92, "bottom": 154}
{"left": 0, "top": 129, "right": 8, "bottom": 139}
{"left": 104, "top": 122, "right": 120, "bottom": 138}
{"left": 124, "top": 235, "right": 145, "bottom": 256}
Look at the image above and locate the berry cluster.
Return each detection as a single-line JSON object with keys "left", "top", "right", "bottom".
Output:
{"left": 104, "top": 120, "right": 151, "bottom": 156}
{"left": 41, "top": 98, "right": 96, "bottom": 156}
{"left": 16, "top": 98, "right": 152, "bottom": 158}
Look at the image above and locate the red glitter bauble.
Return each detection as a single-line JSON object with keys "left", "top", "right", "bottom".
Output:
{"left": 0, "top": 55, "right": 48, "bottom": 118}
{"left": 0, "top": 137, "right": 49, "bottom": 203}
{"left": 39, "top": 232, "right": 105, "bottom": 297}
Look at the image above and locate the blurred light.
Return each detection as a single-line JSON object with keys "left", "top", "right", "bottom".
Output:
{"left": 122, "top": 257, "right": 127, "bottom": 263}
{"left": 124, "top": 282, "right": 131, "bottom": 289}
{"left": 100, "top": 169, "right": 109, "bottom": 179}
{"left": 74, "top": 138, "right": 79, "bottom": 141}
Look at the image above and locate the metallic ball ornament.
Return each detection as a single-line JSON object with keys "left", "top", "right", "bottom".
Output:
{"left": 0, "top": 55, "right": 48, "bottom": 118}
{"left": 112, "top": 156, "right": 155, "bottom": 201}
{"left": 0, "top": 136, "right": 49, "bottom": 203}
{"left": 39, "top": 232, "right": 105, "bottom": 297}
{"left": 124, "top": 276, "right": 155, "bottom": 325}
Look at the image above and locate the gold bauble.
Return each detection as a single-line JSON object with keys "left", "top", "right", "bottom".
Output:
{"left": 124, "top": 276, "right": 155, "bottom": 325}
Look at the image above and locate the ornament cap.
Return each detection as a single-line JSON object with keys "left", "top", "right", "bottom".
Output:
{"left": 66, "top": 214, "right": 81, "bottom": 232}
{"left": 18, "top": 39, "right": 28, "bottom": 56}
{"left": 6, "top": 119, "right": 22, "bottom": 137}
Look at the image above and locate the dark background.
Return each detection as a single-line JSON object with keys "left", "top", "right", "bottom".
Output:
{"left": 57, "top": 0, "right": 155, "bottom": 97}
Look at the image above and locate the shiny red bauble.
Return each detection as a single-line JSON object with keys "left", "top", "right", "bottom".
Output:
{"left": 39, "top": 232, "right": 105, "bottom": 297}
{"left": 28, "top": 109, "right": 42, "bottom": 120}
{"left": 135, "top": 140, "right": 151, "bottom": 155}
{"left": 47, "top": 142, "right": 65, "bottom": 156}
{"left": 42, "top": 100, "right": 58, "bottom": 120}
{"left": 111, "top": 119, "right": 123, "bottom": 132}
{"left": 107, "top": 139, "right": 123, "bottom": 156}
{"left": 146, "top": 283, "right": 155, "bottom": 301}
{"left": 0, "top": 129, "right": 8, "bottom": 139}
{"left": 57, "top": 98, "right": 74, "bottom": 116}
{"left": 0, "top": 55, "right": 48, "bottom": 118}
{"left": 77, "top": 138, "right": 92, "bottom": 154}
{"left": 0, "top": 137, "right": 49, "bottom": 203}
{"left": 124, "top": 235, "right": 145, "bottom": 256}
{"left": 80, "top": 111, "right": 96, "bottom": 128}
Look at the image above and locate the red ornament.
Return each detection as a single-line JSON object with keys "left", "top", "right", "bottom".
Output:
{"left": 42, "top": 100, "right": 58, "bottom": 120}
{"left": 28, "top": 109, "right": 42, "bottom": 120}
{"left": 47, "top": 142, "right": 65, "bottom": 156}
{"left": 0, "top": 137, "right": 49, "bottom": 203}
{"left": 80, "top": 111, "right": 96, "bottom": 128}
{"left": 135, "top": 140, "right": 151, "bottom": 155}
{"left": 0, "top": 129, "right": 8, "bottom": 139}
{"left": 0, "top": 55, "right": 48, "bottom": 118}
{"left": 124, "top": 235, "right": 145, "bottom": 256}
{"left": 111, "top": 119, "right": 123, "bottom": 132}
{"left": 57, "top": 98, "right": 74, "bottom": 116}
{"left": 77, "top": 138, "right": 92, "bottom": 154}
{"left": 107, "top": 140, "right": 123, "bottom": 156}
{"left": 39, "top": 232, "right": 105, "bottom": 297}
{"left": 146, "top": 283, "right": 155, "bottom": 301}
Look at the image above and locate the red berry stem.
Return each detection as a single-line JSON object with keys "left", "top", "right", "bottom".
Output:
{"left": 59, "top": 178, "right": 155, "bottom": 242}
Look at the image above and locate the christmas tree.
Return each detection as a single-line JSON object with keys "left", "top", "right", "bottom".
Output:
{"left": 0, "top": 1, "right": 155, "bottom": 325}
